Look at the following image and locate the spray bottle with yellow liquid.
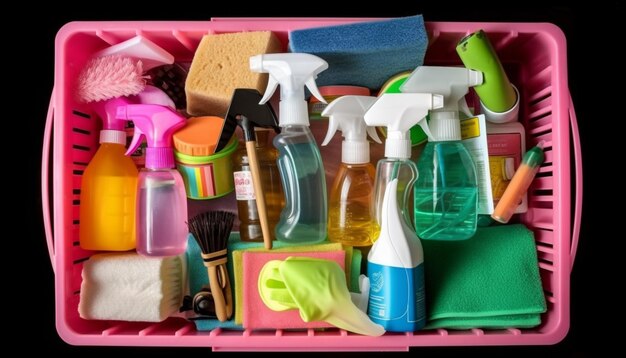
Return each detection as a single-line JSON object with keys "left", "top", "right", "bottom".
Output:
{"left": 321, "top": 95, "right": 381, "bottom": 246}
{"left": 79, "top": 97, "right": 139, "bottom": 251}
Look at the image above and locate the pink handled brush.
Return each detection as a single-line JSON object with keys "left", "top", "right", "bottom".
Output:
{"left": 77, "top": 55, "right": 147, "bottom": 103}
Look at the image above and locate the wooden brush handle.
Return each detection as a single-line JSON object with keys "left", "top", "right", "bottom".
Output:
{"left": 207, "top": 266, "right": 228, "bottom": 322}
{"left": 246, "top": 141, "right": 272, "bottom": 250}
{"left": 202, "top": 250, "right": 233, "bottom": 321}
{"left": 220, "top": 264, "right": 234, "bottom": 318}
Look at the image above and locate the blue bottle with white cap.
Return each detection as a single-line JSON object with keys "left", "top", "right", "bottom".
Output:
{"left": 364, "top": 93, "right": 442, "bottom": 332}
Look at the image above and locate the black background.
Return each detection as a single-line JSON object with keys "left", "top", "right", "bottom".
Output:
{"left": 18, "top": 1, "right": 618, "bottom": 355}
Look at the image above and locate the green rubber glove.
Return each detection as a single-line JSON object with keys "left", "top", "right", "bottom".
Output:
{"left": 258, "top": 257, "right": 385, "bottom": 336}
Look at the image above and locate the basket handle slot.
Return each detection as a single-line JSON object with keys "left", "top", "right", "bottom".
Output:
{"left": 569, "top": 93, "right": 582, "bottom": 271}
{"left": 42, "top": 89, "right": 55, "bottom": 273}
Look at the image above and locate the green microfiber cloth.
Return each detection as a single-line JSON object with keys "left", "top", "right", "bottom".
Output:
{"left": 422, "top": 224, "right": 547, "bottom": 329}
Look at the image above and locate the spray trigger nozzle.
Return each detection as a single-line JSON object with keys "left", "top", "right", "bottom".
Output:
{"left": 459, "top": 98, "right": 472, "bottom": 118}
{"left": 368, "top": 127, "right": 382, "bottom": 143}
{"left": 259, "top": 76, "right": 279, "bottom": 104}
{"left": 116, "top": 104, "right": 186, "bottom": 168}
{"left": 320, "top": 95, "right": 382, "bottom": 164}
{"left": 250, "top": 53, "right": 328, "bottom": 127}
{"left": 125, "top": 126, "right": 145, "bottom": 156}
{"left": 305, "top": 77, "right": 326, "bottom": 104}
{"left": 400, "top": 66, "right": 482, "bottom": 142}
{"left": 114, "top": 106, "right": 145, "bottom": 156}
{"left": 321, "top": 95, "right": 381, "bottom": 146}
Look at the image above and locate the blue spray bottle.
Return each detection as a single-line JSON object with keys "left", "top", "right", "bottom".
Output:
{"left": 401, "top": 66, "right": 482, "bottom": 240}
{"left": 250, "top": 53, "right": 329, "bottom": 244}
{"left": 364, "top": 93, "right": 442, "bottom": 332}
{"left": 367, "top": 178, "right": 426, "bottom": 332}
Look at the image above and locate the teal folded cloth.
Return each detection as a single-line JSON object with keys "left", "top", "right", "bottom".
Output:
{"left": 422, "top": 224, "right": 547, "bottom": 329}
{"left": 186, "top": 233, "right": 362, "bottom": 331}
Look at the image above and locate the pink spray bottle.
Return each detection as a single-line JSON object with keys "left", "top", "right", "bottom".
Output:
{"left": 117, "top": 104, "right": 188, "bottom": 257}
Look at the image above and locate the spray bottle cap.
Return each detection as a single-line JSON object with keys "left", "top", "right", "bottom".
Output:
{"left": 91, "top": 85, "right": 176, "bottom": 145}
{"left": 364, "top": 93, "right": 443, "bottom": 159}
{"left": 320, "top": 95, "right": 381, "bottom": 164}
{"left": 91, "top": 97, "right": 136, "bottom": 144}
{"left": 250, "top": 53, "right": 328, "bottom": 127}
{"left": 401, "top": 66, "right": 482, "bottom": 141}
{"left": 116, "top": 104, "right": 186, "bottom": 169}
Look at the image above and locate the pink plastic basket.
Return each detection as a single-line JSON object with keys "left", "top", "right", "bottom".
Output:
{"left": 42, "top": 19, "right": 582, "bottom": 351}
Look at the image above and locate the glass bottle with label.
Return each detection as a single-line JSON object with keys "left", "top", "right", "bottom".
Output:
{"left": 233, "top": 130, "right": 284, "bottom": 242}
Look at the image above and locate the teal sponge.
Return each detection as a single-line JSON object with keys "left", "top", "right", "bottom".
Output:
{"left": 289, "top": 16, "right": 428, "bottom": 90}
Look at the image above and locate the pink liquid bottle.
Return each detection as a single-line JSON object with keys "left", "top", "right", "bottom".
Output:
{"left": 117, "top": 104, "right": 188, "bottom": 257}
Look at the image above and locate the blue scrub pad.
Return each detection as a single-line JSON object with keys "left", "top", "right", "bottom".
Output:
{"left": 289, "top": 16, "right": 428, "bottom": 89}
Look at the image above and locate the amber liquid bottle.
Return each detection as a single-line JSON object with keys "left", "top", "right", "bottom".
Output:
{"left": 233, "top": 130, "right": 285, "bottom": 242}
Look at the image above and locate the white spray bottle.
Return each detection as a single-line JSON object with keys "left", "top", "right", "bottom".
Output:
{"left": 250, "top": 53, "right": 329, "bottom": 244}
{"left": 367, "top": 178, "right": 425, "bottom": 331}
{"left": 321, "top": 95, "right": 381, "bottom": 246}
{"left": 363, "top": 93, "right": 443, "bottom": 230}
{"left": 401, "top": 66, "right": 482, "bottom": 240}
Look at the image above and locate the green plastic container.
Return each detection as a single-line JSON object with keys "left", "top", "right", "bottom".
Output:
{"left": 174, "top": 136, "right": 237, "bottom": 199}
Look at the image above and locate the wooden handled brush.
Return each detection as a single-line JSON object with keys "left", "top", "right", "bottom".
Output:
{"left": 188, "top": 211, "right": 235, "bottom": 322}
{"left": 245, "top": 134, "right": 272, "bottom": 249}
{"left": 224, "top": 89, "right": 281, "bottom": 250}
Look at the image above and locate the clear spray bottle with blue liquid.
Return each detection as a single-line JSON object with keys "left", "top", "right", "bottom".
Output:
{"left": 364, "top": 93, "right": 443, "bottom": 332}
{"left": 401, "top": 66, "right": 482, "bottom": 240}
{"left": 250, "top": 53, "right": 329, "bottom": 244}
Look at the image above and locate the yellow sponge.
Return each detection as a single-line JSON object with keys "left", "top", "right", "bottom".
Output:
{"left": 186, "top": 31, "right": 282, "bottom": 117}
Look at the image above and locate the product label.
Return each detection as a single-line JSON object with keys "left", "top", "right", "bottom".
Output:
{"left": 308, "top": 101, "right": 328, "bottom": 120}
{"left": 367, "top": 262, "right": 425, "bottom": 331}
{"left": 461, "top": 115, "right": 494, "bottom": 215}
{"left": 233, "top": 171, "right": 255, "bottom": 200}
{"left": 487, "top": 133, "right": 522, "bottom": 202}
{"left": 461, "top": 117, "right": 480, "bottom": 139}
{"left": 487, "top": 133, "right": 522, "bottom": 159}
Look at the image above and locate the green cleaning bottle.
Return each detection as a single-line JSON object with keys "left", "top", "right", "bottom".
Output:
{"left": 401, "top": 66, "right": 482, "bottom": 240}
{"left": 364, "top": 93, "right": 443, "bottom": 236}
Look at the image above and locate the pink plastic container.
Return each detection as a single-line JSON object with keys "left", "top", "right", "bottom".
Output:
{"left": 42, "top": 19, "right": 582, "bottom": 351}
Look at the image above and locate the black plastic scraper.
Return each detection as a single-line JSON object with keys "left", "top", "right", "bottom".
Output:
{"left": 216, "top": 89, "right": 279, "bottom": 151}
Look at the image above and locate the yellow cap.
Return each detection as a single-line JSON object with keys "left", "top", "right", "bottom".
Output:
{"left": 173, "top": 116, "right": 225, "bottom": 156}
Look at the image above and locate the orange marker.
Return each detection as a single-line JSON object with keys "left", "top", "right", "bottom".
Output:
{"left": 492, "top": 141, "right": 545, "bottom": 223}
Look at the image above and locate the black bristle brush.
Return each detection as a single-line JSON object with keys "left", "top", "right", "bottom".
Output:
{"left": 187, "top": 211, "right": 235, "bottom": 322}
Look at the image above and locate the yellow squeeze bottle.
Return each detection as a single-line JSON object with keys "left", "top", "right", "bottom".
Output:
{"left": 79, "top": 98, "right": 138, "bottom": 251}
{"left": 321, "top": 95, "right": 381, "bottom": 246}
